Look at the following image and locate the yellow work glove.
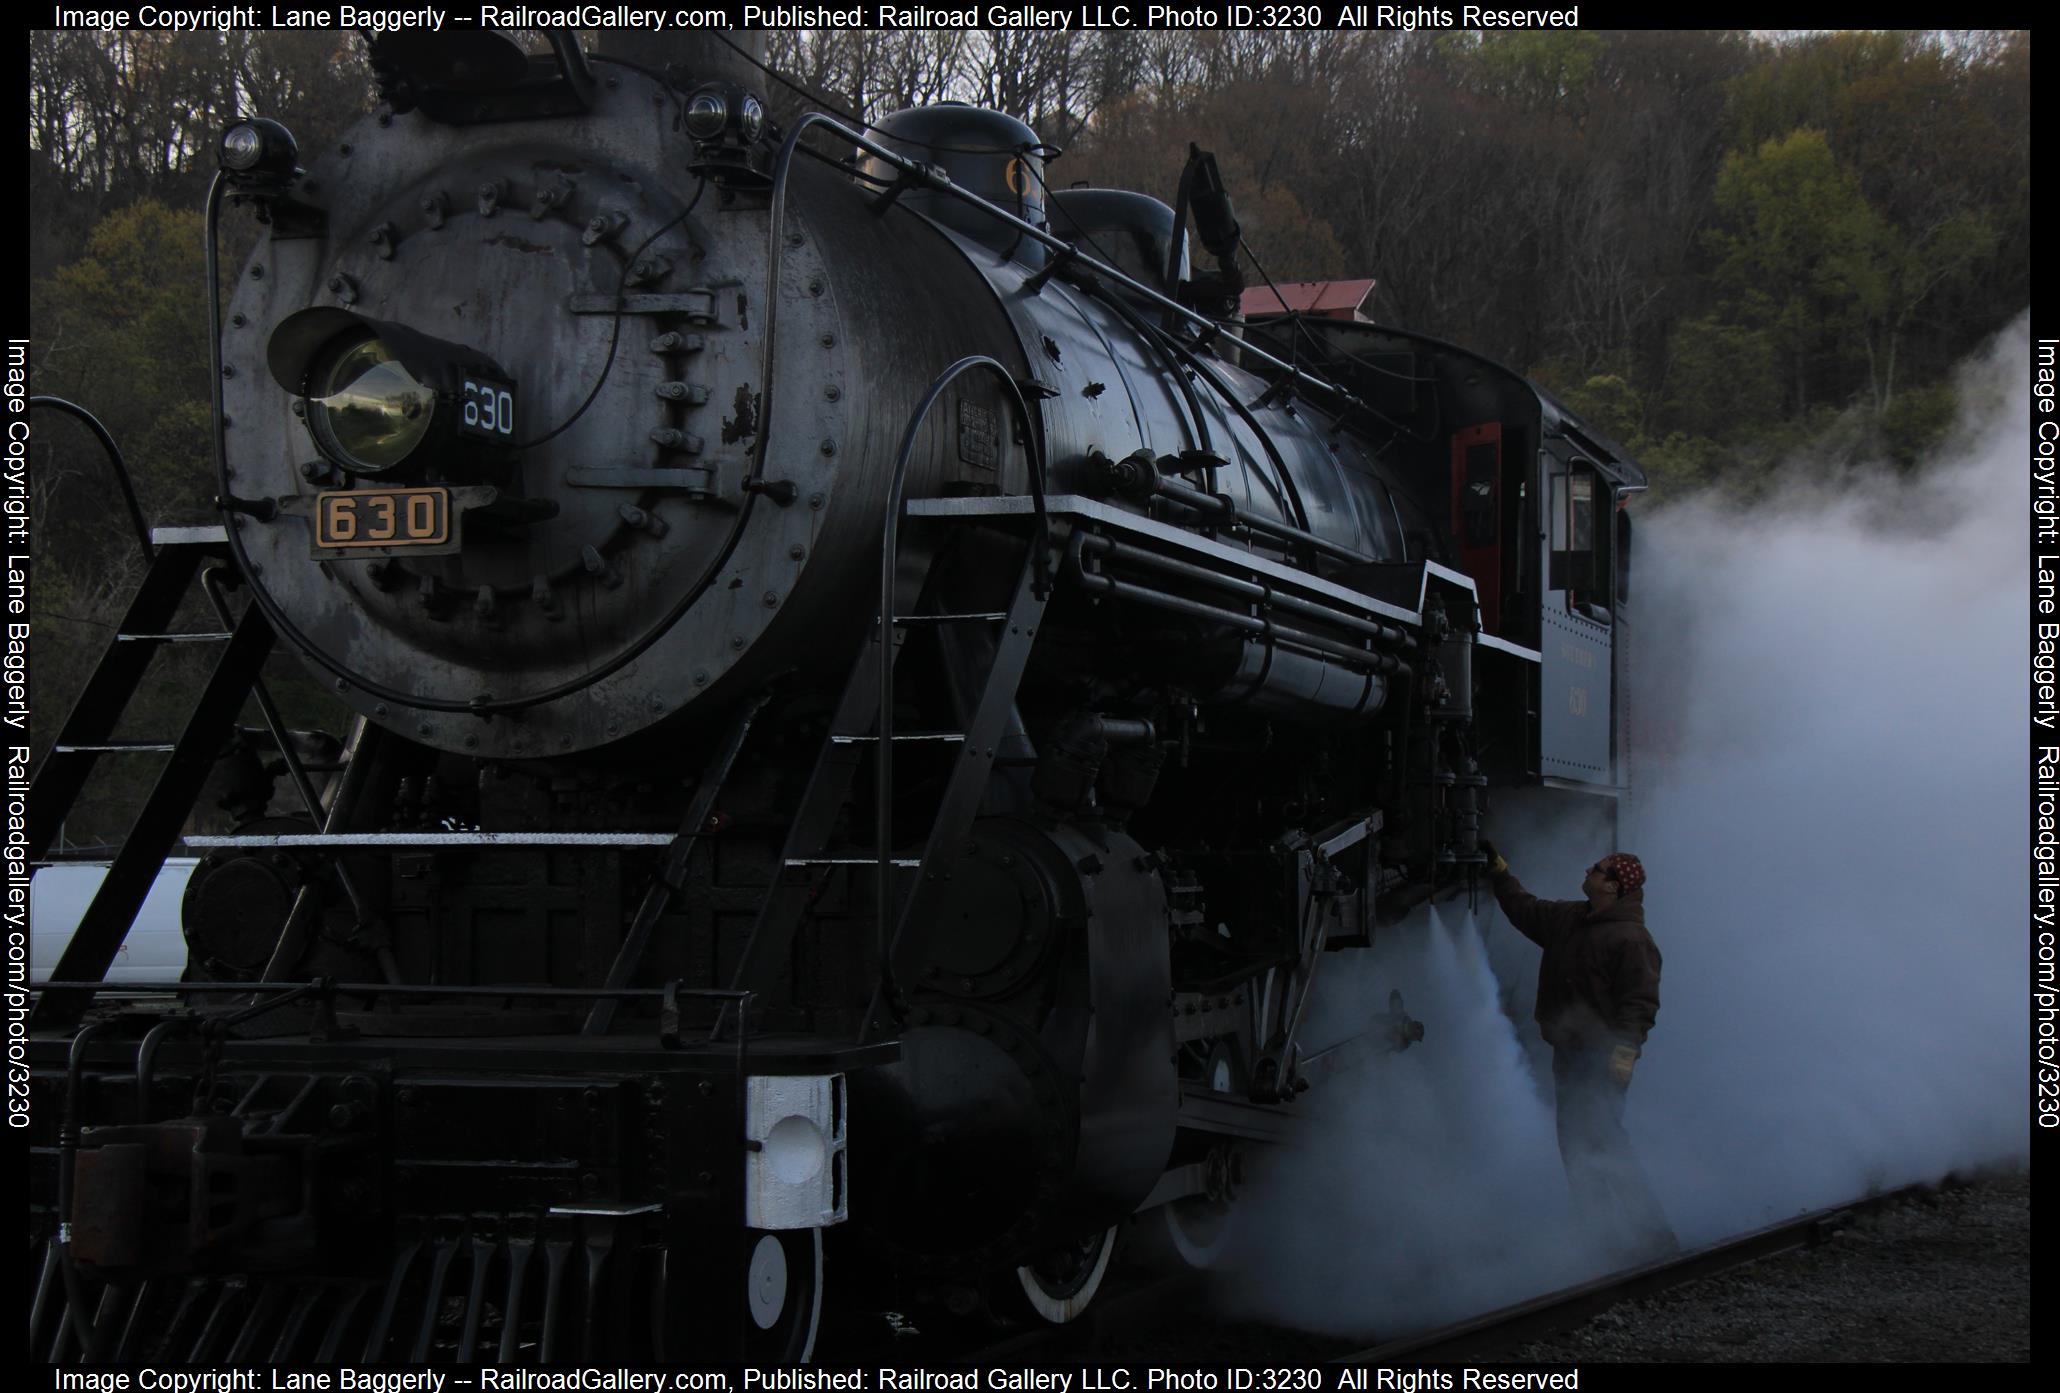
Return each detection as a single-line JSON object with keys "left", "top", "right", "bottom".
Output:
{"left": 1479, "top": 838, "right": 1508, "bottom": 876}
{"left": 1608, "top": 1044, "right": 1638, "bottom": 1087}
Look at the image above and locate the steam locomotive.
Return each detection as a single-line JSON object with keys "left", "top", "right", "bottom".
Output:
{"left": 25, "top": 31, "right": 1644, "bottom": 1363}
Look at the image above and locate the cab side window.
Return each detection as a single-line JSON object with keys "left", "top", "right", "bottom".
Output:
{"left": 1548, "top": 461, "right": 1611, "bottom": 622}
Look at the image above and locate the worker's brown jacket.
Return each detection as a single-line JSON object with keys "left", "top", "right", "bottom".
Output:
{"left": 1489, "top": 871, "right": 1661, "bottom": 1051}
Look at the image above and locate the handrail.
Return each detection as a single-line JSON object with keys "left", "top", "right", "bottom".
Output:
{"left": 29, "top": 396, "right": 154, "bottom": 567}
{"left": 34, "top": 975, "right": 759, "bottom": 1057}
{"left": 784, "top": 112, "right": 1370, "bottom": 420}
{"left": 872, "top": 354, "right": 1050, "bottom": 1021}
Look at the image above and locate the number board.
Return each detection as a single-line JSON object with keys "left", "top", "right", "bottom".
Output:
{"left": 458, "top": 374, "right": 518, "bottom": 442}
{"left": 314, "top": 486, "right": 455, "bottom": 556}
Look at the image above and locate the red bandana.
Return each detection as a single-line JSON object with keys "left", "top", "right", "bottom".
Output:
{"left": 1599, "top": 853, "right": 1645, "bottom": 894}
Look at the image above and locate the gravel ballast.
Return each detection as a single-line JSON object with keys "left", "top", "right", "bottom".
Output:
{"left": 1507, "top": 1171, "right": 2031, "bottom": 1362}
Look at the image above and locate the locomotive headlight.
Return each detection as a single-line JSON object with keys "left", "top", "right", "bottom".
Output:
{"left": 307, "top": 334, "right": 436, "bottom": 473}
{"left": 218, "top": 117, "right": 299, "bottom": 181}
{"left": 684, "top": 89, "right": 730, "bottom": 142}
{"left": 268, "top": 307, "right": 517, "bottom": 476}
{"left": 738, "top": 94, "right": 766, "bottom": 143}
{"left": 682, "top": 83, "right": 775, "bottom": 189}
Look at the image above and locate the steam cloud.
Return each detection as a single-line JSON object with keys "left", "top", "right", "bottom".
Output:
{"left": 1218, "top": 316, "right": 2032, "bottom": 1338}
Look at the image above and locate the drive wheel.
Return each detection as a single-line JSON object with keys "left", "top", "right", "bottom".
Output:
{"left": 1012, "top": 1226, "right": 1117, "bottom": 1324}
{"left": 1133, "top": 1039, "right": 1246, "bottom": 1272}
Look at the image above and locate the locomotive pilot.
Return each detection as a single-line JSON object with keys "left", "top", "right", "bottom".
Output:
{"left": 1479, "top": 842, "right": 1680, "bottom": 1263}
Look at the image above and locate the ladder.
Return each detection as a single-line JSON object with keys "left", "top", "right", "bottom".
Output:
{"left": 29, "top": 529, "right": 278, "bottom": 1027}
{"left": 723, "top": 520, "right": 1053, "bottom": 1039}
{"left": 725, "top": 356, "right": 1056, "bottom": 1041}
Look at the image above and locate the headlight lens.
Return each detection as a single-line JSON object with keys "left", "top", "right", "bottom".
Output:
{"left": 684, "top": 90, "right": 728, "bottom": 142}
{"left": 220, "top": 124, "right": 265, "bottom": 171}
{"left": 738, "top": 94, "right": 766, "bottom": 143}
{"left": 308, "top": 335, "right": 435, "bottom": 472}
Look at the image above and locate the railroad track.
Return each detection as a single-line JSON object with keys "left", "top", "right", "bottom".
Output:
{"left": 828, "top": 1179, "right": 1963, "bottom": 1364}
{"left": 1335, "top": 1179, "right": 1960, "bottom": 1363}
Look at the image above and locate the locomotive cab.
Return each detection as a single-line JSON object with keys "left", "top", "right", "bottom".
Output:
{"left": 1240, "top": 311, "right": 1646, "bottom": 795}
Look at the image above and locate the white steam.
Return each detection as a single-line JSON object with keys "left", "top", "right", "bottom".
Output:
{"left": 1218, "top": 317, "right": 2031, "bottom": 1337}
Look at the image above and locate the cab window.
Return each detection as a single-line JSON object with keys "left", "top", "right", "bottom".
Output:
{"left": 1548, "top": 460, "right": 1610, "bottom": 621}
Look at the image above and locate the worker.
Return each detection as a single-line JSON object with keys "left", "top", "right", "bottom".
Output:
{"left": 1478, "top": 840, "right": 1679, "bottom": 1263}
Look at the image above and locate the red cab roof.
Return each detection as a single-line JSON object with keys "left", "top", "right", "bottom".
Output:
{"left": 1239, "top": 278, "right": 1377, "bottom": 321}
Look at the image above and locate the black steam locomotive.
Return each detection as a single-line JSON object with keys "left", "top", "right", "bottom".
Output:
{"left": 26, "top": 31, "right": 1644, "bottom": 1362}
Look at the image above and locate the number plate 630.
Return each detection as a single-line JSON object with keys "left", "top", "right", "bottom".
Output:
{"left": 315, "top": 486, "right": 451, "bottom": 549}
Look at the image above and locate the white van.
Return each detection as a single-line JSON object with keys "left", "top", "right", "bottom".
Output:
{"left": 31, "top": 860, "right": 197, "bottom": 985}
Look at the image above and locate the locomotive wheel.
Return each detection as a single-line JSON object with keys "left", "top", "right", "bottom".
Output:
{"left": 742, "top": 1229, "right": 824, "bottom": 1363}
{"left": 1133, "top": 1040, "right": 1246, "bottom": 1272}
{"left": 1011, "top": 1225, "right": 1117, "bottom": 1324}
{"left": 1135, "top": 1151, "right": 1243, "bottom": 1272}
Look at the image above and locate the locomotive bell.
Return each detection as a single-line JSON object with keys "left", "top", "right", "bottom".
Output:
{"left": 865, "top": 105, "right": 1049, "bottom": 267}
{"left": 266, "top": 308, "right": 515, "bottom": 476}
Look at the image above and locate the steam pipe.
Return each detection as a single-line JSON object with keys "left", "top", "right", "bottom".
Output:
{"left": 1075, "top": 532, "right": 1405, "bottom": 646}
{"left": 1068, "top": 563, "right": 1409, "bottom": 678}
{"left": 57, "top": 1020, "right": 117, "bottom": 1360}
{"left": 133, "top": 1016, "right": 200, "bottom": 1123}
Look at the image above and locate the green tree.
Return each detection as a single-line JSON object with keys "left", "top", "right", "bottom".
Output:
{"left": 1707, "top": 126, "right": 1993, "bottom": 415}
{"left": 1704, "top": 128, "right": 1883, "bottom": 413}
{"left": 1657, "top": 316, "right": 1782, "bottom": 442}
{"left": 33, "top": 200, "right": 215, "bottom": 530}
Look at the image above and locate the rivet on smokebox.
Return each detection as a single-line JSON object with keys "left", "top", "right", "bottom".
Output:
{"left": 820, "top": 438, "right": 836, "bottom": 456}
{"left": 763, "top": 591, "right": 779, "bottom": 609}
